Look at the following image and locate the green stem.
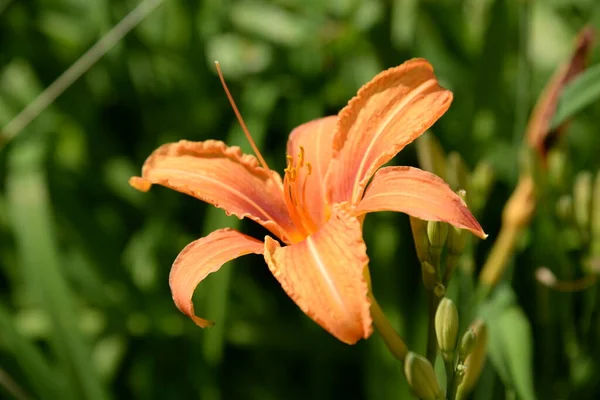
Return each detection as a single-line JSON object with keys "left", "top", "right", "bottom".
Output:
{"left": 444, "top": 358, "right": 457, "bottom": 400}
{"left": 370, "top": 296, "right": 408, "bottom": 362}
{"left": 426, "top": 290, "right": 441, "bottom": 363}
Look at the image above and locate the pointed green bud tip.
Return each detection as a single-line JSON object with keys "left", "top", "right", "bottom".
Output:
{"left": 591, "top": 171, "right": 600, "bottom": 256}
{"left": 434, "top": 283, "right": 446, "bottom": 298}
{"left": 427, "top": 221, "right": 449, "bottom": 250}
{"left": 410, "top": 217, "right": 432, "bottom": 264}
{"left": 404, "top": 352, "right": 444, "bottom": 400}
{"left": 555, "top": 195, "right": 573, "bottom": 222}
{"left": 446, "top": 225, "right": 467, "bottom": 257}
{"left": 471, "top": 161, "right": 494, "bottom": 193}
{"left": 573, "top": 171, "right": 593, "bottom": 234}
{"left": 435, "top": 298, "right": 459, "bottom": 358}
{"left": 447, "top": 152, "right": 469, "bottom": 191}
{"left": 421, "top": 261, "right": 437, "bottom": 290}
{"left": 458, "top": 328, "right": 477, "bottom": 361}
{"left": 547, "top": 148, "right": 568, "bottom": 189}
{"left": 457, "top": 319, "right": 488, "bottom": 398}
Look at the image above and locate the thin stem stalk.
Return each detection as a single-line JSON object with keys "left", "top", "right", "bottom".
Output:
{"left": 370, "top": 296, "right": 408, "bottom": 362}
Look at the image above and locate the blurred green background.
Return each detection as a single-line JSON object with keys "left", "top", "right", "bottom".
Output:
{"left": 1, "top": 0, "right": 600, "bottom": 399}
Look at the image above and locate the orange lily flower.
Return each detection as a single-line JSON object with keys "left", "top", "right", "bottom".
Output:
{"left": 130, "top": 58, "right": 486, "bottom": 344}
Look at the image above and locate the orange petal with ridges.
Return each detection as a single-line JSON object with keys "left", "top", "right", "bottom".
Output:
{"left": 355, "top": 166, "right": 486, "bottom": 239}
{"left": 286, "top": 116, "right": 337, "bottom": 226}
{"left": 169, "top": 228, "right": 264, "bottom": 327}
{"left": 327, "top": 58, "right": 453, "bottom": 205}
{"left": 129, "top": 140, "right": 299, "bottom": 243}
{"left": 263, "top": 205, "right": 372, "bottom": 344}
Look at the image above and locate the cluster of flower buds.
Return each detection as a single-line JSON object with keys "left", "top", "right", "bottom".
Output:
{"left": 550, "top": 158, "right": 600, "bottom": 275}
{"left": 435, "top": 298, "right": 488, "bottom": 400}
{"left": 456, "top": 319, "right": 488, "bottom": 399}
{"left": 404, "top": 297, "right": 488, "bottom": 400}
{"left": 412, "top": 133, "right": 495, "bottom": 287}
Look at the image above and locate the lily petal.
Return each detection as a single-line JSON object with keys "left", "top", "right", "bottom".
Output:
{"left": 169, "top": 228, "right": 264, "bottom": 327}
{"left": 355, "top": 166, "right": 486, "bottom": 239}
{"left": 286, "top": 116, "right": 337, "bottom": 226}
{"left": 263, "top": 205, "right": 372, "bottom": 344}
{"left": 130, "top": 140, "right": 298, "bottom": 243}
{"left": 327, "top": 58, "right": 453, "bottom": 205}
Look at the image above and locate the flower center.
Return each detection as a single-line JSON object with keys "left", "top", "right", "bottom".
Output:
{"left": 284, "top": 146, "right": 318, "bottom": 239}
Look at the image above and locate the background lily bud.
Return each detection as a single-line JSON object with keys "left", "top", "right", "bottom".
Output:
{"left": 410, "top": 217, "right": 432, "bottom": 264}
{"left": 547, "top": 148, "right": 569, "bottom": 190}
{"left": 470, "top": 161, "right": 495, "bottom": 215}
{"left": 591, "top": 172, "right": 600, "bottom": 257}
{"left": 404, "top": 352, "right": 444, "bottom": 400}
{"left": 458, "top": 328, "right": 476, "bottom": 362}
{"left": 446, "top": 152, "right": 469, "bottom": 191}
{"left": 421, "top": 261, "right": 437, "bottom": 291}
{"left": 555, "top": 195, "right": 574, "bottom": 223}
{"left": 416, "top": 132, "right": 447, "bottom": 180}
{"left": 573, "top": 170, "right": 593, "bottom": 236}
{"left": 427, "top": 220, "right": 448, "bottom": 264}
{"left": 457, "top": 319, "right": 488, "bottom": 400}
{"left": 435, "top": 297, "right": 459, "bottom": 360}
{"left": 446, "top": 225, "right": 467, "bottom": 256}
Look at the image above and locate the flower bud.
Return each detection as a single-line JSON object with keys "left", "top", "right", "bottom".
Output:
{"left": 547, "top": 148, "right": 568, "bottom": 190}
{"left": 555, "top": 195, "right": 573, "bottom": 223}
{"left": 573, "top": 171, "right": 592, "bottom": 236}
{"left": 447, "top": 152, "right": 469, "bottom": 192}
{"left": 458, "top": 328, "right": 476, "bottom": 362}
{"left": 446, "top": 226, "right": 467, "bottom": 256}
{"left": 421, "top": 261, "right": 437, "bottom": 291}
{"left": 470, "top": 161, "right": 494, "bottom": 214}
{"left": 457, "top": 319, "right": 488, "bottom": 399}
{"left": 427, "top": 221, "right": 449, "bottom": 251}
{"left": 416, "top": 132, "right": 447, "bottom": 179}
{"left": 410, "top": 217, "right": 431, "bottom": 264}
{"left": 444, "top": 224, "right": 467, "bottom": 282}
{"left": 435, "top": 298, "right": 459, "bottom": 360}
{"left": 404, "top": 352, "right": 444, "bottom": 400}
{"left": 427, "top": 221, "right": 448, "bottom": 268}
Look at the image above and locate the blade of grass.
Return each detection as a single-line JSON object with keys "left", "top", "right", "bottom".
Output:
{"left": 0, "top": 305, "right": 62, "bottom": 399}
{"left": 6, "top": 137, "right": 109, "bottom": 400}
{"left": 0, "top": 0, "right": 166, "bottom": 149}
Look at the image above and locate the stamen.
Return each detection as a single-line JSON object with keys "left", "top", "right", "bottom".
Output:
{"left": 282, "top": 147, "right": 319, "bottom": 238}
{"left": 298, "top": 146, "right": 305, "bottom": 167}
{"left": 214, "top": 61, "right": 270, "bottom": 171}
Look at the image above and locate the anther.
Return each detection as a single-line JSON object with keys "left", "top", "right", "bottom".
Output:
{"left": 299, "top": 146, "right": 305, "bottom": 167}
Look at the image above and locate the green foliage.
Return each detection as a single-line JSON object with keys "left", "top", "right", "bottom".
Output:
{"left": 1, "top": 0, "right": 600, "bottom": 399}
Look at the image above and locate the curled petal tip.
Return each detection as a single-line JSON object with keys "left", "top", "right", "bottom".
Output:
{"left": 191, "top": 315, "right": 215, "bottom": 328}
{"left": 129, "top": 176, "right": 152, "bottom": 192}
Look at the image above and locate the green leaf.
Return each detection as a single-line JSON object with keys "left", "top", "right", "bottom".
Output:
{"left": 229, "top": 1, "right": 311, "bottom": 47}
{"left": 481, "top": 286, "right": 537, "bottom": 400}
{"left": 0, "top": 304, "right": 63, "bottom": 399}
{"left": 6, "top": 137, "right": 110, "bottom": 400}
{"left": 551, "top": 63, "right": 600, "bottom": 129}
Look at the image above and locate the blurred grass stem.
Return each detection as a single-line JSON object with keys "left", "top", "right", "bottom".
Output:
{"left": 426, "top": 291, "right": 441, "bottom": 363}
{"left": 0, "top": 0, "right": 166, "bottom": 148}
{"left": 0, "top": 368, "right": 31, "bottom": 400}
